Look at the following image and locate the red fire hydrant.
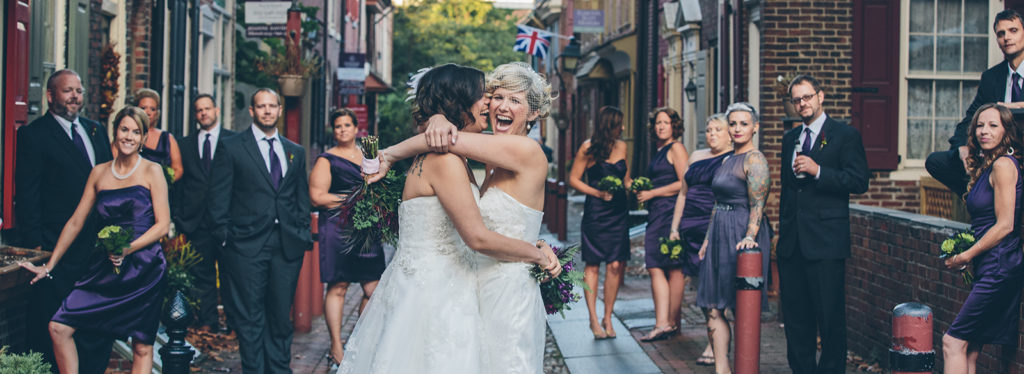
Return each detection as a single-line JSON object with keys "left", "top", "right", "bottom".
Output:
{"left": 891, "top": 302, "right": 934, "bottom": 373}
{"left": 734, "top": 248, "right": 763, "bottom": 374}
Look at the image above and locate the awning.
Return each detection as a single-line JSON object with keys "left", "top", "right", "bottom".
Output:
{"left": 575, "top": 50, "right": 631, "bottom": 79}
{"left": 364, "top": 72, "right": 392, "bottom": 93}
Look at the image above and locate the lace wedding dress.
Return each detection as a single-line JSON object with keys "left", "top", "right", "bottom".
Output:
{"left": 337, "top": 192, "right": 482, "bottom": 373}
{"left": 476, "top": 187, "right": 546, "bottom": 373}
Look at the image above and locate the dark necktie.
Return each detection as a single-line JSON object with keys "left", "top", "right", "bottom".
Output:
{"left": 801, "top": 127, "right": 813, "bottom": 155}
{"left": 266, "top": 138, "right": 282, "bottom": 189}
{"left": 202, "top": 133, "right": 212, "bottom": 172}
{"left": 71, "top": 122, "right": 90, "bottom": 164}
{"left": 1013, "top": 73, "right": 1023, "bottom": 102}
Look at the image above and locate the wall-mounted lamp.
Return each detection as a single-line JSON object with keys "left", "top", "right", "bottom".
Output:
{"left": 685, "top": 79, "right": 697, "bottom": 103}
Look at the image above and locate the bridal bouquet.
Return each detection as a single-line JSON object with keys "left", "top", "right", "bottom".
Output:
{"left": 531, "top": 244, "right": 588, "bottom": 317}
{"left": 340, "top": 136, "right": 405, "bottom": 247}
{"left": 631, "top": 176, "right": 653, "bottom": 210}
{"left": 940, "top": 230, "right": 975, "bottom": 286}
{"left": 597, "top": 176, "right": 623, "bottom": 193}
{"left": 96, "top": 225, "right": 132, "bottom": 274}
{"left": 659, "top": 237, "right": 684, "bottom": 260}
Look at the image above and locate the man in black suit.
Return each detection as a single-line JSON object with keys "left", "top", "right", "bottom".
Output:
{"left": 926, "top": 9, "right": 1024, "bottom": 196}
{"left": 779, "top": 75, "right": 870, "bottom": 374}
{"left": 15, "top": 69, "right": 115, "bottom": 373}
{"left": 174, "top": 94, "right": 236, "bottom": 332}
{"left": 209, "top": 88, "right": 313, "bottom": 373}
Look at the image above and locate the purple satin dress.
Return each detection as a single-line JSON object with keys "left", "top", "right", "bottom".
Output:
{"left": 643, "top": 143, "right": 682, "bottom": 269}
{"left": 51, "top": 185, "right": 166, "bottom": 344}
{"left": 947, "top": 155, "right": 1024, "bottom": 346}
{"left": 696, "top": 152, "right": 772, "bottom": 310}
{"left": 581, "top": 160, "right": 630, "bottom": 264}
{"left": 140, "top": 131, "right": 172, "bottom": 166}
{"left": 317, "top": 153, "right": 386, "bottom": 284}
{"left": 677, "top": 151, "right": 732, "bottom": 276}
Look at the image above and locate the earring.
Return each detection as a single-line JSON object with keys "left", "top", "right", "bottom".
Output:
{"left": 1008, "top": 147, "right": 1015, "bottom": 156}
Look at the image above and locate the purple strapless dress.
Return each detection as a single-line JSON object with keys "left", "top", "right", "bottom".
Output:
{"left": 643, "top": 143, "right": 682, "bottom": 269}
{"left": 140, "top": 131, "right": 172, "bottom": 166}
{"left": 696, "top": 152, "right": 772, "bottom": 310}
{"left": 51, "top": 185, "right": 166, "bottom": 344}
{"left": 581, "top": 160, "right": 630, "bottom": 264}
{"left": 676, "top": 151, "right": 731, "bottom": 276}
{"left": 317, "top": 153, "right": 385, "bottom": 284}
{"left": 947, "top": 155, "right": 1024, "bottom": 346}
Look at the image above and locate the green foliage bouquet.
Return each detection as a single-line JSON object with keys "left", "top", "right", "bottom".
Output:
{"left": 940, "top": 230, "right": 975, "bottom": 285}
{"left": 96, "top": 225, "right": 132, "bottom": 274}
{"left": 631, "top": 176, "right": 653, "bottom": 210}
{"left": 340, "top": 136, "right": 405, "bottom": 248}
{"left": 597, "top": 176, "right": 623, "bottom": 193}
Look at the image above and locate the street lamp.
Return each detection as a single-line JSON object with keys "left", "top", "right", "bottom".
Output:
{"left": 685, "top": 79, "right": 698, "bottom": 103}
{"left": 560, "top": 39, "right": 581, "bottom": 72}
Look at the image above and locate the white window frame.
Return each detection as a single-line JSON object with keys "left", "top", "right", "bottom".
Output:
{"left": 892, "top": 0, "right": 1002, "bottom": 180}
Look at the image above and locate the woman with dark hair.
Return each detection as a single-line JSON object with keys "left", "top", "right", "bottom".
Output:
{"left": 638, "top": 107, "right": 690, "bottom": 342}
{"left": 568, "top": 106, "right": 631, "bottom": 339}
{"left": 668, "top": 114, "right": 732, "bottom": 365}
{"left": 942, "top": 103, "right": 1024, "bottom": 373}
{"left": 134, "top": 88, "right": 184, "bottom": 182}
{"left": 21, "top": 106, "right": 170, "bottom": 374}
{"left": 697, "top": 102, "right": 772, "bottom": 374}
{"left": 338, "top": 64, "right": 559, "bottom": 373}
{"left": 309, "top": 108, "right": 385, "bottom": 368}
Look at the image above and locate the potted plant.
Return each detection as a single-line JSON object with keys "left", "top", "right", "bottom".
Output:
{"left": 774, "top": 72, "right": 801, "bottom": 118}
{"left": 256, "top": 31, "right": 321, "bottom": 97}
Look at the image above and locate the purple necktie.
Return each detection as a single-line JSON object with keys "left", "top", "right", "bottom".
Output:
{"left": 1013, "top": 73, "right": 1023, "bottom": 102}
{"left": 202, "top": 134, "right": 212, "bottom": 172}
{"left": 266, "top": 138, "right": 282, "bottom": 189}
{"left": 71, "top": 122, "right": 90, "bottom": 164}
{"left": 801, "top": 127, "right": 813, "bottom": 155}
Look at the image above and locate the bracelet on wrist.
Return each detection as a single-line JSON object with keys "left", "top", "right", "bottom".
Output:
{"left": 742, "top": 236, "right": 754, "bottom": 242}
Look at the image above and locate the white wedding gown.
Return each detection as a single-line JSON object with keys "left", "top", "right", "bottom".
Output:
{"left": 337, "top": 192, "right": 482, "bottom": 373}
{"left": 476, "top": 187, "right": 546, "bottom": 373}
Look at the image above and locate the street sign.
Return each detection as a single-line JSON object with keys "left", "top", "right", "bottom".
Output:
{"left": 244, "top": 1, "right": 289, "bottom": 38}
{"left": 349, "top": 104, "right": 370, "bottom": 137}
{"left": 338, "top": 80, "right": 365, "bottom": 95}
{"left": 574, "top": 10, "right": 604, "bottom": 33}
{"left": 336, "top": 53, "right": 367, "bottom": 81}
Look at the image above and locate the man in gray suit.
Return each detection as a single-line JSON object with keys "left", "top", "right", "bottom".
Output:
{"left": 209, "top": 88, "right": 313, "bottom": 373}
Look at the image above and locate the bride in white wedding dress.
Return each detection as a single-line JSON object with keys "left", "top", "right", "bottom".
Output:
{"left": 337, "top": 64, "right": 560, "bottom": 374}
{"left": 376, "top": 62, "right": 555, "bottom": 373}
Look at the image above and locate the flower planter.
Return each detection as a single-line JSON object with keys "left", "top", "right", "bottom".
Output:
{"left": 0, "top": 246, "right": 50, "bottom": 351}
{"left": 278, "top": 74, "right": 307, "bottom": 97}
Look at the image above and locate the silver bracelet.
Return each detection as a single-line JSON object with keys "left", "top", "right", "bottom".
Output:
{"left": 742, "top": 236, "right": 754, "bottom": 242}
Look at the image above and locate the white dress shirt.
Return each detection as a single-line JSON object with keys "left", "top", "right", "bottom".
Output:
{"left": 251, "top": 124, "right": 288, "bottom": 176}
{"left": 198, "top": 124, "right": 222, "bottom": 159}
{"left": 53, "top": 114, "right": 96, "bottom": 166}
{"left": 792, "top": 113, "right": 827, "bottom": 179}
{"left": 1004, "top": 61, "right": 1024, "bottom": 102}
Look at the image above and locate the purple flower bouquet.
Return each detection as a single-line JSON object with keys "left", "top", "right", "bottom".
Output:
{"left": 530, "top": 244, "right": 589, "bottom": 317}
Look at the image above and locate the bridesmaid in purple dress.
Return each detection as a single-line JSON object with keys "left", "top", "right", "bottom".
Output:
{"left": 943, "top": 104, "right": 1024, "bottom": 373}
{"left": 667, "top": 114, "right": 733, "bottom": 365}
{"left": 697, "top": 103, "right": 772, "bottom": 374}
{"left": 21, "top": 106, "right": 170, "bottom": 374}
{"left": 637, "top": 108, "right": 689, "bottom": 342}
{"left": 309, "top": 109, "right": 385, "bottom": 368}
{"left": 134, "top": 89, "right": 184, "bottom": 183}
{"left": 569, "top": 106, "right": 631, "bottom": 339}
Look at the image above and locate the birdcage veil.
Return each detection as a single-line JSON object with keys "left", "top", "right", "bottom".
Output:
{"left": 485, "top": 62, "right": 557, "bottom": 129}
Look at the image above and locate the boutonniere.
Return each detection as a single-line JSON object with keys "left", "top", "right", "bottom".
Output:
{"left": 89, "top": 125, "right": 97, "bottom": 137}
{"left": 818, "top": 132, "right": 828, "bottom": 150}
{"left": 288, "top": 152, "right": 295, "bottom": 163}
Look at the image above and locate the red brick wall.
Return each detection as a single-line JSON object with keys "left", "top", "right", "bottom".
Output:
{"left": 848, "top": 206, "right": 1024, "bottom": 372}
{"left": 87, "top": 0, "right": 105, "bottom": 120}
{"left": 852, "top": 174, "right": 920, "bottom": 213}
{"left": 127, "top": 0, "right": 154, "bottom": 96}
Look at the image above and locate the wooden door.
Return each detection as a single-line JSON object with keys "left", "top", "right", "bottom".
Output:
{"left": 5, "top": 0, "right": 31, "bottom": 228}
{"left": 852, "top": 0, "right": 899, "bottom": 170}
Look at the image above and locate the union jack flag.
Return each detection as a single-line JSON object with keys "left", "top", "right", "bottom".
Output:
{"left": 514, "top": 26, "right": 552, "bottom": 59}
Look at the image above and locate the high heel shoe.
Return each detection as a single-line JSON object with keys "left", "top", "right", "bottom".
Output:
{"left": 327, "top": 352, "right": 342, "bottom": 370}
{"left": 602, "top": 319, "right": 616, "bottom": 339}
{"left": 590, "top": 322, "right": 609, "bottom": 340}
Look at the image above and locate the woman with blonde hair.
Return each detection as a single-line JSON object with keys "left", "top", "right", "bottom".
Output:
{"left": 134, "top": 88, "right": 184, "bottom": 182}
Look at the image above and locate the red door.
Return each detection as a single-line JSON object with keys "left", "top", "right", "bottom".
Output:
{"left": 5, "top": 0, "right": 31, "bottom": 229}
{"left": 852, "top": 0, "right": 899, "bottom": 170}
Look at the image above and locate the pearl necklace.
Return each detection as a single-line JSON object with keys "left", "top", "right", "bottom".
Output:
{"left": 111, "top": 156, "right": 143, "bottom": 180}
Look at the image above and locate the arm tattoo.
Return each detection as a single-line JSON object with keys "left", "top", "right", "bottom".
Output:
{"left": 743, "top": 151, "right": 770, "bottom": 239}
